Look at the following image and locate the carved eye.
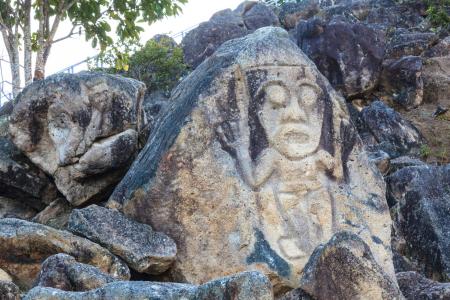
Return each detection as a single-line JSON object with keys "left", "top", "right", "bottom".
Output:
{"left": 299, "top": 84, "right": 319, "bottom": 107}
{"left": 265, "top": 84, "right": 288, "bottom": 109}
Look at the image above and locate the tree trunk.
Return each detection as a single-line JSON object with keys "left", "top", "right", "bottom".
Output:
{"left": 24, "top": 0, "right": 33, "bottom": 86}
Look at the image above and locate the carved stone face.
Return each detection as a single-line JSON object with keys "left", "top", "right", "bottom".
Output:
{"left": 257, "top": 70, "right": 324, "bottom": 160}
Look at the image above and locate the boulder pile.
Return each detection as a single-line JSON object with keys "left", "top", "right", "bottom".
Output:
{"left": 0, "top": 0, "right": 449, "bottom": 299}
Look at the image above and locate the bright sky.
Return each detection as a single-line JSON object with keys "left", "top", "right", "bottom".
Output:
{"left": 0, "top": 0, "right": 243, "bottom": 104}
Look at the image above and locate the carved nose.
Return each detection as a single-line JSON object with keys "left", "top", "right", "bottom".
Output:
{"left": 282, "top": 98, "right": 307, "bottom": 123}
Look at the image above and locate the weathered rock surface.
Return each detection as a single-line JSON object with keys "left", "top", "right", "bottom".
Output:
{"left": 397, "top": 271, "right": 450, "bottom": 300}
{"left": 359, "top": 101, "right": 425, "bottom": 158}
{"left": 235, "top": 1, "right": 279, "bottom": 31}
{"left": 380, "top": 56, "right": 424, "bottom": 109}
{"left": 0, "top": 218, "right": 130, "bottom": 289}
{"left": 25, "top": 271, "right": 273, "bottom": 300}
{"left": 107, "top": 27, "right": 395, "bottom": 292}
{"left": 388, "top": 164, "right": 450, "bottom": 281}
{"left": 0, "top": 269, "right": 13, "bottom": 282}
{"left": 422, "top": 57, "right": 450, "bottom": 104}
{"left": 0, "top": 281, "right": 20, "bottom": 300}
{"left": 297, "top": 18, "right": 385, "bottom": 98}
{"left": 0, "top": 137, "right": 57, "bottom": 209}
{"left": 0, "top": 196, "right": 37, "bottom": 220}
{"left": 278, "top": 1, "right": 320, "bottom": 30}
{"left": 32, "top": 198, "right": 73, "bottom": 230}
{"left": 8, "top": 72, "right": 145, "bottom": 206}
{"left": 36, "top": 254, "right": 118, "bottom": 291}
{"left": 385, "top": 30, "right": 438, "bottom": 59}
{"left": 182, "top": 2, "right": 279, "bottom": 69}
{"left": 423, "top": 36, "right": 450, "bottom": 58}
{"left": 299, "top": 231, "right": 403, "bottom": 300}
{"left": 67, "top": 205, "right": 176, "bottom": 274}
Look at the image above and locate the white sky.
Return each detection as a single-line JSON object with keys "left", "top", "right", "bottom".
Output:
{"left": 0, "top": 0, "right": 243, "bottom": 104}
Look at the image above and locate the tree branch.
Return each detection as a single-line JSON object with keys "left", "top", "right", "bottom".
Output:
{"left": 51, "top": 24, "right": 81, "bottom": 44}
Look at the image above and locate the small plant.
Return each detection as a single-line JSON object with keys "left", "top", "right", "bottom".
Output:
{"left": 426, "top": 0, "right": 450, "bottom": 28}
{"left": 420, "top": 144, "right": 432, "bottom": 158}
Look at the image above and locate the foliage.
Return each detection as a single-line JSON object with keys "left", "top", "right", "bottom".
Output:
{"left": 92, "top": 36, "right": 187, "bottom": 93}
{"left": 0, "top": 0, "right": 188, "bottom": 92}
{"left": 420, "top": 144, "right": 432, "bottom": 158}
{"left": 425, "top": 0, "right": 450, "bottom": 28}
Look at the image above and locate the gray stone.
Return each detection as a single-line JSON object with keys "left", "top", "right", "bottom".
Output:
{"left": 389, "top": 156, "right": 425, "bottom": 174}
{"left": 423, "top": 36, "right": 450, "bottom": 58}
{"left": 8, "top": 72, "right": 146, "bottom": 206}
{"left": 67, "top": 205, "right": 176, "bottom": 275}
{"left": 422, "top": 57, "right": 450, "bottom": 104}
{"left": 182, "top": 2, "right": 280, "bottom": 69}
{"left": 0, "top": 196, "right": 37, "bottom": 220}
{"left": 359, "top": 101, "right": 425, "bottom": 158}
{"left": 380, "top": 56, "right": 424, "bottom": 109}
{"left": 107, "top": 27, "right": 395, "bottom": 293}
{"left": 0, "top": 281, "right": 20, "bottom": 300}
{"left": 32, "top": 198, "right": 73, "bottom": 230}
{"left": 181, "top": 9, "right": 248, "bottom": 68}
{"left": 397, "top": 271, "right": 450, "bottom": 300}
{"left": 279, "top": 1, "right": 320, "bottom": 29}
{"left": 37, "top": 254, "right": 118, "bottom": 291}
{"left": 235, "top": 2, "right": 280, "bottom": 31}
{"left": 367, "top": 150, "right": 391, "bottom": 175}
{"left": 0, "top": 137, "right": 58, "bottom": 209}
{"left": 0, "top": 218, "right": 130, "bottom": 289}
{"left": 297, "top": 18, "right": 386, "bottom": 97}
{"left": 299, "top": 231, "right": 403, "bottom": 300}
{"left": 388, "top": 164, "right": 450, "bottom": 281}
{"left": 24, "top": 271, "right": 273, "bottom": 300}
{"left": 386, "top": 29, "right": 438, "bottom": 59}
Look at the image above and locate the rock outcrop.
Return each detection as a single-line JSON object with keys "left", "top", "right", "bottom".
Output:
{"left": 0, "top": 137, "right": 58, "bottom": 209}
{"left": 25, "top": 271, "right": 273, "bottom": 300}
{"left": 182, "top": 2, "right": 279, "bottom": 68}
{"left": 8, "top": 72, "right": 145, "bottom": 206}
{"left": 397, "top": 271, "right": 450, "bottom": 300}
{"left": 36, "top": 254, "right": 118, "bottom": 291}
{"left": 107, "top": 27, "right": 395, "bottom": 293}
{"left": 0, "top": 281, "right": 20, "bottom": 300}
{"left": 67, "top": 205, "right": 177, "bottom": 274}
{"left": 297, "top": 18, "right": 386, "bottom": 98}
{"left": 388, "top": 164, "right": 450, "bottom": 281}
{"left": 299, "top": 232, "right": 403, "bottom": 300}
{"left": 358, "top": 101, "right": 425, "bottom": 158}
{"left": 0, "top": 218, "right": 130, "bottom": 289}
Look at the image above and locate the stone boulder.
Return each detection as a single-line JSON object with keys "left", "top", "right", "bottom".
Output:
{"left": 397, "top": 271, "right": 450, "bottom": 300}
{"left": 358, "top": 101, "right": 425, "bottom": 158}
{"left": 278, "top": 1, "right": 320, "bottom": 29}
{"left": 32, "top": 198, "right": 73, "bottom": 230}
{"left": 299, "top": 232, "right": 402, "bottom": 300}
{"left": 0, "top": 137, "right": 58, "bottom": 209}
{"left": 0, "top": 218, "right": 130, "bottom": 289}
{"left": 387, "top": 164, "right": 450, "bottom": 281}
{"left": 0, "top": 281, "right": 20, "bottom": 300}
{"left": 422, "top": 57, "right": 450, "bottom": 104}
{"left": 385, "top": 29, "right": 438, "bottom": 59}
{"left": 297, "top": 18, "right": 386, "bottom": 98}
{"left": 380, "top": 56, "right": 424, "bottom": 109}
{"left": 182, "top": 2, "right": 279, "bottom": 69}
{"left": 0, "top": 196, "right": 37, "bottom": 220}
{"left": 67, "top": 205, "right": 177, "bottom": 275}
{"left": 107, "top": 27, "right": 395, "bottom": 293}
{"left": 24, "top": 271, "right": 273, "bottom": 300}
{"left": 36, "top": 254, "right": 118, "bottom": 291}
{"left": 8, "top": 72, "right": 146, "bottom": 206}
{"left": 234, "top": 1, "right": 280, "bottom": 31}
{"left": 423, "top": 36, "right": 450, "bottom": 58}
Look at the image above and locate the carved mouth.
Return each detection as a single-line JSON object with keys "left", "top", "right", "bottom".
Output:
{"left": 283, "top": 131, "right": 309, "bottom": 143}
